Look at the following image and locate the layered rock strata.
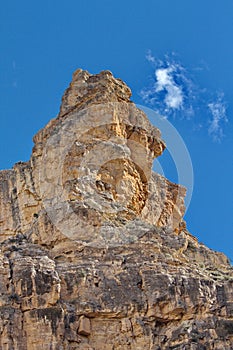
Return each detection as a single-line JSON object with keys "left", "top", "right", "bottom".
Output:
{"left": 0, "top": 69, "right": 232, "bottom": 349}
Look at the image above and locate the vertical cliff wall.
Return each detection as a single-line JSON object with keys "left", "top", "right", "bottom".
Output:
{"left": 0, "top": 69, "right": 232, "bottom": 349}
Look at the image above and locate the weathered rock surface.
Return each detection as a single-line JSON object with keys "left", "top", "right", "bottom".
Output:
{"left": 0, "top": 69, "right": 232, "bottom": 349}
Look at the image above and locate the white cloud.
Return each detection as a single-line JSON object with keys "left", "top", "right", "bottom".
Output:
{"left": 208, "top": 94, "right": 228, "bottom": 142}
{"left": 140, "top": 52, "right": 194, "bottom": 118}
{"left": 141, "top": 51, "right": 229, "bottom": 142}
{"left": 155, "top": 67, "right": 183, "bottom": 110}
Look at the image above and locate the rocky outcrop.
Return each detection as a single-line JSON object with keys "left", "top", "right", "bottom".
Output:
{"left": 0, "top": 69, "right": 232, "bottom": 349}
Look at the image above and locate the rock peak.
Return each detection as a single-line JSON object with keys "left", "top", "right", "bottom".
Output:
{"left": 59, "top": 68, "right": 132, "bottom": 117}
{"left": 0, "top": 69, "right": 232, "bottom": 349}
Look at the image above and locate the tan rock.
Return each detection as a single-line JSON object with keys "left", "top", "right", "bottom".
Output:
{"left": 78, "top": 315, "right": 91, "bottom": 336}
{"left": 0, "top": 69, "right": 232, "bottom": 349}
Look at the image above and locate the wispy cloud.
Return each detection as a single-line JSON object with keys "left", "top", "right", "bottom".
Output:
{"left": 156, "top": 67, "right": 183, "bottom": 110}
{"left": 208, "top": 94, "right": 228, "bottom": 142}
{"left": 141, "top": 51, "right": 228, "bottom": 142}
{"left": 145, "top": 51, "right": 156, "bottom": 64}
{"left": 141, "top": 52, "right": 195, "bottom": 119}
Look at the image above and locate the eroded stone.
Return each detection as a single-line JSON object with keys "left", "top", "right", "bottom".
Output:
{"left": 0, "top": 69, "right": 232, "bottom": 349}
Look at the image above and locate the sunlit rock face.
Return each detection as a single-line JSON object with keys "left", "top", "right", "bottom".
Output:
{"left": 0, "top": 69, "right": 232, "bottom": 349}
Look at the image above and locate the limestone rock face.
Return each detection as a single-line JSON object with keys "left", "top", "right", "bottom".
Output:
{"left": 0, "top": 69, "right": 232, "bottom": 349}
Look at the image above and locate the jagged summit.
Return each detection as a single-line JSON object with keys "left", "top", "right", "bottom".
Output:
{"left": 59, "top": 69, "right": 132, "bottom": 117}
{"left": 0, "top": 69, "right": 232, "bottom": 349}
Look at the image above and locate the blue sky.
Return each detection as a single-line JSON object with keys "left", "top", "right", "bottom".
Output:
{"left": 1, "top": 0, "right": 233, "bottom": 260}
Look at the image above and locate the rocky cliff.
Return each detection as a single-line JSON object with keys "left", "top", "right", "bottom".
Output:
{"left": 0, "top": 69, "right": 232, "bottom": 350}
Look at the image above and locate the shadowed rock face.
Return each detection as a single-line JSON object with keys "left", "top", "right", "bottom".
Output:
{"left": 0, "top": 69, "right": 232, "bottom": 349}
